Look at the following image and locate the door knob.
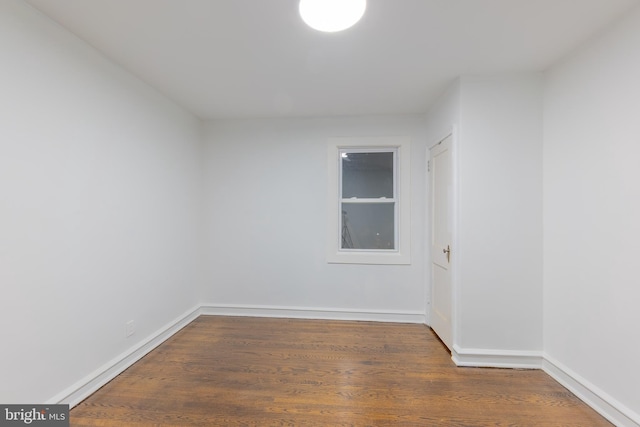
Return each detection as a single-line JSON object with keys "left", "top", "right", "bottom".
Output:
{"left": 443, "top": 245, "right": 451, "bottom": 263}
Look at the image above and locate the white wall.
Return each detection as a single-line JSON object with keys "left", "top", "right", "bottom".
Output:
{"left": 202, "top": 116, "right": 427, "bottom": 318}
{"left": 424, "top": 80, "right": 461, "bottom": 146}
{"left": 456, "top": 75, "right": 544, "bottom": 352}
{"left": 0, "top": 0, "right": 203, "bottom": 403}
{"left": 543, "top": 5, "right": 640, "bottom": 423}
{"left": 425, "top": 76, "right": 544, "bottom": 355}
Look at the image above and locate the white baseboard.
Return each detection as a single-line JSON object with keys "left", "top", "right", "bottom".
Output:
{"left": 452, "top": 344, "right": 543, "bottom": 369}
{"left": 543, "top": 354, "right": 640, "bottom": 427}
{"left": 452, "top": 347, "right": 640, "bottom": 426}
{"left": 200, "top": 303, "right": 426, "bottom": 324}
{"left": 47, "top": 306, "right": 201, "bottom": 408}
{"left": 47, "top": 304, "right": 423, "bottom": 408}
{"left": 46, "top": 306, "right": 638, "bottom": 427}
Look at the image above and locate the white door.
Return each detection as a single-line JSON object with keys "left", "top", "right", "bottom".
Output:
{"left": 430, "top": 135, "right": 453, "bottom": 350}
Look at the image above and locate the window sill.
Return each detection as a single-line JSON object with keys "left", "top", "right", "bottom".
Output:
{"left": 327, "top": 250, "right": 411, "bottom": 265}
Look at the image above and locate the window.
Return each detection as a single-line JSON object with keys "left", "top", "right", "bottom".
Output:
{"left": 327, "top": 137, "right": 411, "bottom": 264}
{"left": 340, "top": 150, "right": 396, "bottom": 250}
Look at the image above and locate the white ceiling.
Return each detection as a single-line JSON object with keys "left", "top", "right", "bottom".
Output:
{"left": 23, "top": 0, "right": 638, "bottom": 120}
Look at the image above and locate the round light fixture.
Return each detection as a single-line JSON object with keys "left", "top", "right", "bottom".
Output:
{"left": 299, "top": 0, "right": 366, "bottom": 33}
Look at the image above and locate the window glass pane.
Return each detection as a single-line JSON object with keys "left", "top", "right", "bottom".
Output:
{"left": 341, "top": 203, "right": 395, "bottom": 250}
{"left": 342, "top": 152, "right": 393, "bottom": 198}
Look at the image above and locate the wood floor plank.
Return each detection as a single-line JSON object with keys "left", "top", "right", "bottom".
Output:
{"left": 71, "top": 316, "right": 612, "bottom": 426}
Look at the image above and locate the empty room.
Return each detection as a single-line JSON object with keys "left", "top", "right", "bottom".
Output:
{"left": 1, "top": 0, "right": 639, "bottom": 425}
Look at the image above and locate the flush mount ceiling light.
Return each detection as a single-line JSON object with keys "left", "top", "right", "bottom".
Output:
{"left": 299, "top": 0, "right": 366, "bottom": 33}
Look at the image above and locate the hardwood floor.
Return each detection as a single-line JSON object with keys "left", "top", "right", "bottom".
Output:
{"left": 71, "top": 316, "right": 611, "bottom": 426}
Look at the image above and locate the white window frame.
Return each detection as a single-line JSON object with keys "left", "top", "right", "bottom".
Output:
{"left": 327, "top": 136, "right": 411, "bottom": 265}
